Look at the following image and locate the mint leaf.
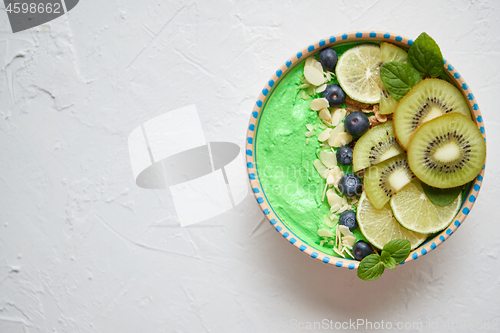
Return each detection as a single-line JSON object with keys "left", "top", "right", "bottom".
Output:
{"left": 357, "top": 254, "right": 385, "bottom": 281}
{"left": 380, "top": 62, "right": 421, "bottom": 101}
{"left": 421, "top": 182, "right": 463, "bottom": 207}
{"left": 381, "top": 251, "right": 397, "bottom": 270}
{"left": 383, "top": 239, "right": 411, "bottom": 264}
{"left": 408, "top": 32, "right": 444, "bottom": 78}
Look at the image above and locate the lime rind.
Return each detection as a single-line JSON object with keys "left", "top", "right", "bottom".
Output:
{"left": 390, "top": 182, "right": 461, "bottom": 234}
{"left": 357, "top": 192, "right": 429, "bottom": 250}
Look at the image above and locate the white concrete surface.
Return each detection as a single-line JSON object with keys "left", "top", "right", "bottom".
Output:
{"left": 1, "top": 0, "right": 499, "bottom": 332}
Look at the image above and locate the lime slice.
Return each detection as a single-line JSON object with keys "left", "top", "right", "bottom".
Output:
{"left": 390, "top": 181, "right": 461, "bottom": 234}
{"left": 357, "top": 192, "right": 428, "bottom": 250}
{"left": 335, "top": 44, "right": 382, "bottom": 104}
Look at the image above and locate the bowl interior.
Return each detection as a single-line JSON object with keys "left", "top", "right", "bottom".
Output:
{"left": 245, "top": 31, "right": 486, "bottom": 269}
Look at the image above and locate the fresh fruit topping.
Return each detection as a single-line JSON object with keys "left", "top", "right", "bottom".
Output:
{"left": 335, "top": 44, "right": 382, "bottom": 104}
{"left": 352, "top": 121, "right": 405, "bottom": 172}
{"left": 357, "top": 192, "right": 428, "bottom": 250}
{"left": 322, "top": 84, "right": 346, "bottom": 107}
{"left": 339, "top": 210, "right": 358, "bottom": 231}
{"left": 352, "top": 241, "right": 373, "bottom": 261}
{"left": 336, "top": 146, "right": 353, "bottom": 165}
{"left": 338, "top": 173, "right": 363, "bottom": 197}
{"left": 407, "top": 113, "right": 485, "bottom": 188}
{"left": 364, "top": 154, "right": 414, "bottom": 209}
{"left": 318, "top": 48, "right": 338, "bottom": 71}
{"left": 380, "top": 42, "right": 408, "bottom": 64}
{"left": 390, "top": 181, "right": 461, "bottom": 234}
{"left": 344, "top": 111, "right": 370, "bottom": 137}
{"left": 379, "top": 43, "right": 409, "bottom": 114}
{"left": 393, "top": 78, "right": 471, "bottom": 149}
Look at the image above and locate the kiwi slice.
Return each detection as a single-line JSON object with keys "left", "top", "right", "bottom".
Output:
{"left": 364, "top": 154, "right": 415, "bottom": 209}
{"left": 352, "top": 121, "right": 405, "bottom": 172}
{"left": 379, "top": 43, "right": 408, "bottom": 115}
{"left": 407, "top": 113, "right": 485, "bottom": 188}
{"left": 393, "top": 78, "right": 471, "bottom": 149}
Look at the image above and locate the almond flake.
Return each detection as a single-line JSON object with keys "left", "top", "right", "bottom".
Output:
{"left": 310, "top": 98, "right": 330, "bottom": 111}
{"left": 342, "top": 196, "right": 348, "bottom": 206}
{"left": 319, "top": 149, "right": 337, "bottom": 168}
{"left": 318, "top": 108, "right": 332, "bottom": 126}
{"left": 317, "top": 128, "right": 332, "bottom": 142}
{"left": 312, "top": 58, "right": 324, "bottom": 72}
{"left": 344, "top": 248, "right": 355, "bottom": 259}
{"left": 306, "top": 124, "right": 314, "bottom": 131}
{"left": 333, "top": 247, "right": 345, "bottom": 258}
{"left": 327, "top": 189, "right": 342, "bottom": 209}
{"left": 306, "top": 85, "right": 316, "bottom": 96}
{"left": 297, "top": 83, "right": 311, "bottom": 89}
{"left": 305, "top": 130, "right": 316, "bottom": 137}
{"left": 313, "top": 159, "right": 327, "bottom": 179}
{"left": 304, "top": 64, "right": 326, "bottom": 86}
{"left": 330, "top": 204, "right": 341, "bottom": 213}
{"left": 324, "top": 215, "right": 337, "bottom": 228}
{"left": 320, "top": 240, "right": 325, "bottom": 247}
{"left": 305, "top": 57, "right": 315, "bottom": 66}
{"left": 321, "top": 182, "right": 328, "bottom": 202}
{"left": 325, "top": 72, "right": 332, "bottom": 82}
{"left": 331, "top": 132, "right": 353, "bottom": 148}
{"left": 331, "top": 108, "right": 346, "bottom": 127}
{"left": 327, "top": 123, "right": 345, "bottom": 146}
{"left": 306, "top": 138, "right": 310, "bottom": 145}
{"left": 318, "top": 229, "right": 333, "bottom": 238}
{"left": 338, "top": 225, "right": 354, "bottom": 238}
{"left": 300, "top": 90, "right": 311, "bottom": 100}
{"left": 342, "top": 235, "right": 357, "bottom": 247}
{"left": 326, "top": 174, "right": 335, "bottom": 185}
{"left": 316, "top": 84, "right": 327, "bottom": 93}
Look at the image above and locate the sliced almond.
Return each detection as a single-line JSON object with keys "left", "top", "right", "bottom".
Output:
{"left": 312, "top": 58, "right": 324, "bottom": 72}
{"left": 297, "top": 83, "right": 311, "bottom": 89}
{"left": 313, "top": 159, "right": 327, "bottom": 179}
{"left": 327, "top": 166, "right": 341, "bottom": 180}
{"left": 330, "top": 203, "right": 341, "bottom": 213}
{"left": 317, "top": 229, "right": 333, "bottom": 238}
{"left": 318, "top": 108, "right": 332, "bottom": 126}
{"left": 304, "top": 64, "right": 326, "bottom": 86}
{"left": 344, "top": 248, "right": 354, "bottom": 259}
{"left": 327, "top": 123, "right": 345, "bottom": 146}
{"left": 331, "top": 132, "right": 353, "bottom": 148}
{"left": 306, "top": 138, "right": 310, "bottom": 145}
{"left": 316, "top": 84, "right": 327, "bottom": 93}
{"left": 342, "top": 235, "right": 357, "bottom": 248}
{"left": 333, "top": 247, "right": 345, "bottom": 258}
{"left": 327, "top": 189, "right": 342, "bottom": 208}
{"left": 319, "top": 149, "right": 337, "bottom": 168}
{"left": 305, "top": 130, "right": 316, "bottom": 137}
{"left": 305, "top": 57, "right": 315, "bottom": 66}
{"left": 306, "top": 85, "right": 316, "bottom": 96}
{"left": 331, "top": 108, "right": 347, "bottom": 127}
{"left": 306, "top": 124, "right": 314, "bottom": 131}
{"left": 310, "top": 98, "right": 329, "bottom": 111}
{"left": 317, "top": 128, "right": 332, "bottom": 142}
{"left": 299, "top": 90, "right": 311, "bottom": 100}
{"left": 338, "top": 225, "right": 354, "bottom": 238}
{"left": 323, "top": 215, "right": 337, "bottom": 228}
{"left": 326, "top": 174, "right": 335, "bottom": 185}
{"left": 342, "top": 195, "right": 348, "bottom": 206}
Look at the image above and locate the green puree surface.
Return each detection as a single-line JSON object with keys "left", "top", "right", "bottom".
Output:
{"left": 255, "top": 45, "right": 367, "bottom": 257}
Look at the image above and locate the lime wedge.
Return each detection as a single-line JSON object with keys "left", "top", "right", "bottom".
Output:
{"left": 390, "top": 181, "right": 461, "bottom": 234}
{"left": 335, "top": 44, "right": 382, "bottom": 104}
{"left": 357, "top": 192, "right": 428, "bottom": 250}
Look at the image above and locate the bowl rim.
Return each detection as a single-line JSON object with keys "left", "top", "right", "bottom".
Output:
{"left": 245, "top": 31, "right": 487, "bottom": 270}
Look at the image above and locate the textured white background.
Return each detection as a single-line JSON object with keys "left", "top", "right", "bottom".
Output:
{"left": 0, "top": 0, "right": 499, "bottom": 332}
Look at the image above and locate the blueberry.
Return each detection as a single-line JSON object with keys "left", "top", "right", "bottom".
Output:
{"left": 338, "top": 173, "right": 363, "bottom": 197}
{"left": 336, "top": 146, "right": 353, "bottom": 165}
{"left": 344, "top": 111, "right": 370, "bottom": 137}
{"left": 318, "top": 48, "right": 338, "bottom": 71}
{"left": 352, "top": 241, "right": 373, "bottom": 261}
{"left": 339, "top": 210, "right": 357, "bottom": 231}
{"left": 322, "top": 84, "right": 346, "bottom": 107}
